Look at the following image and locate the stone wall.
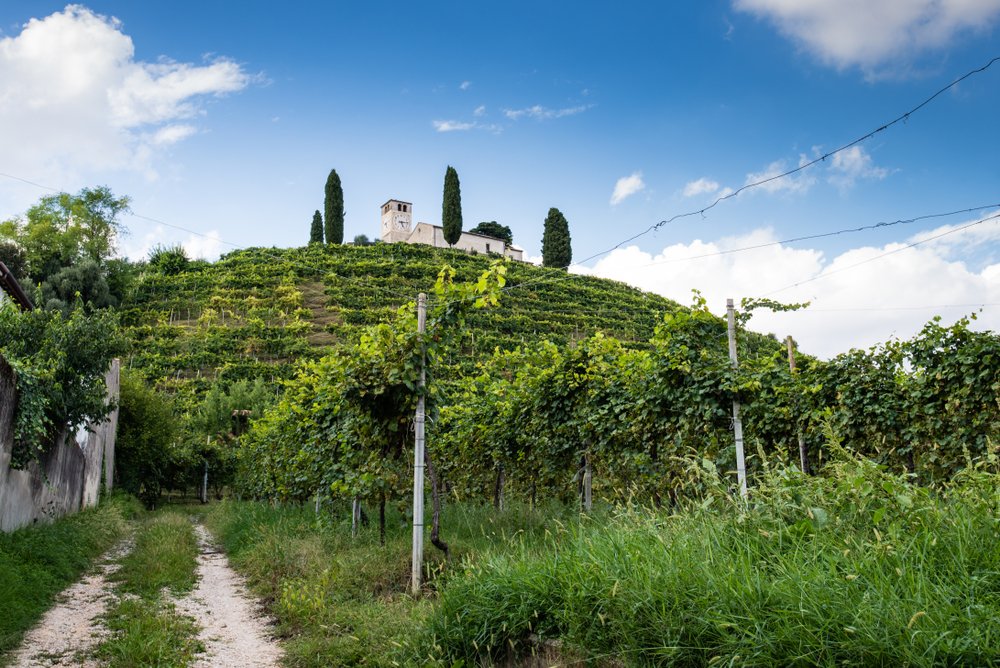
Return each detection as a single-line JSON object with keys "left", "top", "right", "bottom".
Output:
{"left": 0, "top": 356, "right": 120, "bottom": 532}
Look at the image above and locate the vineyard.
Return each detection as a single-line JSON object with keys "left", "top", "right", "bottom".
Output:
{"left": 120, "top": 243, "right": 685, "bottom": 406}
{"left": 19, "top": 241, "right": 999, "bottom": 666}
{"left": 113, "top": 241, "right": 1000, "bottom": 531}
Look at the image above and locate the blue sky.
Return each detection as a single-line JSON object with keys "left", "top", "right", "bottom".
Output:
{"left": 0, "top": 1, "right": 998, "bottom": 356}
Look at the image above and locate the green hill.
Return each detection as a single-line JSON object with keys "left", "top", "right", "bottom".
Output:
{"left": 120, "top": 243, "right": 685, "bottom": 403}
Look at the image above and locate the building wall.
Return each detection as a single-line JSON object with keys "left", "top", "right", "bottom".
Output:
{"left": 406, "top": 223, "right": 524, "bottom": 260}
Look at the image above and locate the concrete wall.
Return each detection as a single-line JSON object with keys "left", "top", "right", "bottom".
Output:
{"left": 0, "top": 356, "right": 120, "bottom": 532}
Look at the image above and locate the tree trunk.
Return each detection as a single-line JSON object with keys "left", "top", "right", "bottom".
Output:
{"left": 351, "top": 497, "right": 360, "bottom": 537}
{"left": 583, "top": 453, "right": 593, "bottom": 513}
{"left": 425, "top": 449, "right": 449, "bottom": 559}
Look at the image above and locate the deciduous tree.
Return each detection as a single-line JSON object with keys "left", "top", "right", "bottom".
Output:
{"left": 469, "top": 221, "right": 513, "bottom": 246}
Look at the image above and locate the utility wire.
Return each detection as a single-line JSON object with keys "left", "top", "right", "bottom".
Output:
{"left": 636, "top": 204, "right": 1000, "bottom": 269}
{"left": 566, "top": 55, "right": 1000, "bottom": 271}
{"left": 495, "top": 203, "right": 1000, "bottom": 298}
{"left": 797, "top": 303, "right": 1000, "bottom": 312}
{"left": 0, "top": 170, "right": 421, "bottom": 303}
{"left": 761, "top": 211, "right": 1000, "bottom": 297}
{"left": 4, "top": 57, "right": 999, "bottom": 312}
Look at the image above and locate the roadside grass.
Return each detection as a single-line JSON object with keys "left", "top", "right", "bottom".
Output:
{"left": 414, "top": 454, "right": 1000, "bottom": 666}
{"left": 96, "top": 509, "right": 202, "bottom": 668}
{"left": 205, "top": 498, "right": 579, "bottom": 667}
{"left": 207, "top": 451, "right": 1000, "bottom": 666}
{"left": 0, "top": 493, "right": 141, "bottom": 660}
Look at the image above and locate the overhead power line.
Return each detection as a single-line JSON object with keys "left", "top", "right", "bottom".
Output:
{"left": 761, "top": 211, "right": 1000, "bottom": 296}
{"left": 624, "top": 204, "right": 1000, "bottom": 270}
{"left": 569, "top": 55, "right": 1000, "bottom": 270}
{"left": 497, "top": 204, "right": 1000, "bottom": 298}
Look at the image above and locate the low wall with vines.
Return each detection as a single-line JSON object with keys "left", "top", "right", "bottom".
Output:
{"left": 0, "top": 355, "right": 120, "bottom": 532}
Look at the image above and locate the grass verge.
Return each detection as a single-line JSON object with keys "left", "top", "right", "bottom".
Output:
{"left": 205, "top": 498, "right": 578, "bottom": 667}
{"left": 0, "top": 493, "right": 141, "bottom": 659}
{"left": 96, "top": 509, "right": 202, "bottom": 667}
{"left": 414, "top": 454, "right": 1000, "bottom": 666}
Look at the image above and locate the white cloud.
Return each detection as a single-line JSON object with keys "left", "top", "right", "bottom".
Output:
{"left": 610, "top": 172, "right": 646, "bottom": 205}
{"left": 0, "top": 5, "right": 251, "bottom": 189}
{"left": 473, "top": 105, "right": 486, "bottom": 117}
{"left": 503, "top": 104, "right": 591, "bottom": 120}
{"left": 582, "top": 213, "right": 1000, "bottom": 358}
{"left": 744, "top": 155, "right": 817, "bottom": 194}
{"left": 683, "top": 177, "right": 721, "bottom": 198}
{"left": 149, "top": 124, "right": 197, "bottom": 146}
{"left": 183, "top": 229, "right": 223, "bottom": 260}
{"left": 120, "top": 224, "right": 224, "bottom": 261}
{"left": 827, "top": 146, "right": 889, "bottom": 188}
{"left": 734, "top": 0, "right": 1000, "bottom": 71}
{"left": 432, "top": 119, "right": 475, "bottom": 132}
{"left": 459, "top": 80, "right": 471, "bottom": 90}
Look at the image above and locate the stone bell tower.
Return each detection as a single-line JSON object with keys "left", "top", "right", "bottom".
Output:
{"left": 380, "top": 199, "right": 413, "bottom": 243}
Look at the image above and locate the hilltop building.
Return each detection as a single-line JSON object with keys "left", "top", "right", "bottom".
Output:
{"left": 380, "top": 199, "right": 524, "bottom": 261}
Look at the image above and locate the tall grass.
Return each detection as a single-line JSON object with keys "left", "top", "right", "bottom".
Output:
{"left": 0, "top": 494, "right": 141, "bottom": 657}
{"left": 205, "top": 497, "right": 577, "bottom": 667}
{"left": 96, "top": 509, "right": 202, "bottom": 667}
{"left": 414, "top": 451, "right": 1000, "bottom": 666}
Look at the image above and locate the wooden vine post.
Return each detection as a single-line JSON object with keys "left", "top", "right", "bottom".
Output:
{"left": 411, "top": 293, "right": 427, "bottom": 595}
{"left": 726, "top": 298, "right": 748, "bottom": 499}
{"left": 786, "top": 335, "right": 809, "bottom": 474}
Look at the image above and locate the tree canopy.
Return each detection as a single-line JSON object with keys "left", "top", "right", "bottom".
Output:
{"left": 442, "top": 166, "right": 463, "bottom": 246}
{"left": 541, "top": 207, "right": 572, "bottom": 269}
{"left": 310, "top": 210, "right": 324, "bottom": 244}
{"left": 324, "top": 170, "right": 344, "bottom": 245}
{"left": 0, "top": 187, "right": 130, "bottom": 284}
{"left": 469, "top": 221, "right": 513, "bottom": 246}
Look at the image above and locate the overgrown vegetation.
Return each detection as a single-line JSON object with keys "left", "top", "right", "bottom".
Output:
{"left": 414, "top": 449, "right": 1000, "bottom": 666}
{"left": 204, "top": 498, "right": 577, "bottom": 667}
{"left": 0, "top": 302, "right": 122, "bottom": 465}
{"left": 96, "top": 510, "right": 202, "bottom": 667}
{"left": 0, "top": 495, "right": 140, "bottom": 657}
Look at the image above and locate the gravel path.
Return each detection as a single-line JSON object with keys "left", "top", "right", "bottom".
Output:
{"left": 8, "top": 540, "right": 132, "bottom": 668}
{"left": 173, "top": 523, "right": 283, "bottom": 668}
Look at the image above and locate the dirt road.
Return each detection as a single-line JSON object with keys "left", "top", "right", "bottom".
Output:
{"left": 8, "top": 521, "right": 282, "bottom": 667}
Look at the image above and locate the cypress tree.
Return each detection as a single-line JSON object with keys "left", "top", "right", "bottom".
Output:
{"left": 442, "top": 166, "right": 463, "bottom": 246}
{"left": 309, "top": 210, "right": 324, "bottom": 244}
{"left": 324, "top": 169, "right": 344, "bottom": 244}
{"left": 541, "top": 207, "right": 572, "bottom": 269}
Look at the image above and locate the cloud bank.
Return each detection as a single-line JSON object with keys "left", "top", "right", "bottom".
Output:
{"left": 734, "top": 0, "right": 1000, "bottom": 71}
{"left": 577, "top": 212, "right": 1000, "bottom": 358}
{"left": 0, "top": 5, "right": 251, "bottom": 187}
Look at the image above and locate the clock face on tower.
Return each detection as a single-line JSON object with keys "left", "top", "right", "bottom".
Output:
{"left": 395, "top": 217, "right": 407, "bottom": 230}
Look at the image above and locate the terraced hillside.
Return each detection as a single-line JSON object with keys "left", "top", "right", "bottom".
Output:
{"left": 120, "top": 243, "right": 683, "bottom": 403}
